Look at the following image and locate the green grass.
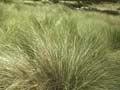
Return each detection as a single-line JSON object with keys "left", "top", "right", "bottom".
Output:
{"left": 91, "top": 2, "right": 120, "bottom": 10}
{"left": 0, "top": 2, "right": 120, "bottom": 90}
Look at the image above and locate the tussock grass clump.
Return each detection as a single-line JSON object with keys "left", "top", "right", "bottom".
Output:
{"left": 0, "top": 3, "right": 120, "bottom": 90}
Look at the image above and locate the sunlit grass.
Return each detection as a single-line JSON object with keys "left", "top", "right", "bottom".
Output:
{"left": 0, "top": 2, "right": 120, "bottom": 90}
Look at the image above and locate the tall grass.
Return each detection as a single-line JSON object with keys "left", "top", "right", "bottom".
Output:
{"left": 0, "top": 2, "right": 120, "bottom": 90}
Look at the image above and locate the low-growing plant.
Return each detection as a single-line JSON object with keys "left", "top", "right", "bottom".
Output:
{"left": 0, "top": 2, "right": 120, "bottom": 90}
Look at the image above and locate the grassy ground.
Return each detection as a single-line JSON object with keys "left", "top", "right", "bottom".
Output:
{"left": 0, "top": 2, "right": 120, "bottom": 90}
{"left": 91, "top": 2, "right": 120, "bottom": 10}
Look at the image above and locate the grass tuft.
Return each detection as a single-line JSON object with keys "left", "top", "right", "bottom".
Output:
{"left": 0, "top": 2, "right": 120, "bottom": 90}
